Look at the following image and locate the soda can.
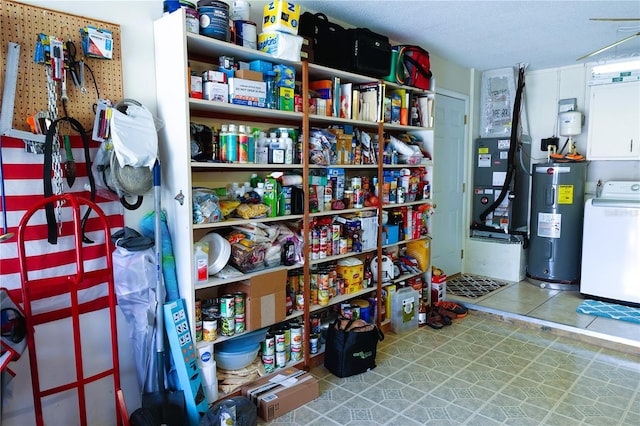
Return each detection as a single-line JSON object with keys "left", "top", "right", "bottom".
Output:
{"left": 310, "top": 334, "right": 320, "bottom": 354}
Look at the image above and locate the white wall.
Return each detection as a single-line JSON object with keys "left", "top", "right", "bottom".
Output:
{"left": 2, "top": 2, "right": 164, "bottom": 425}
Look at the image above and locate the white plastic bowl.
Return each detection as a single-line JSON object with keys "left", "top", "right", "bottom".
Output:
{"left": 214, "top": 344, "right": 260, "bottom": 370}
{"left": 198, "top": 232, "right": 231, "bottom": 275}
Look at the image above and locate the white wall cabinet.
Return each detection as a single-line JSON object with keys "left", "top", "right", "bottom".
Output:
{"left": 586, "top": 81, "right": 640, "bottom": 160}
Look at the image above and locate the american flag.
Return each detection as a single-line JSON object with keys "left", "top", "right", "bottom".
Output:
{"left": 0, "top": 135, "right": 124, "bottom": 312}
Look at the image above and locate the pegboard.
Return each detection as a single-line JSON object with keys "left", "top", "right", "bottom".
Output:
{"left": 0, "top": 0, "right": 123, "bottom": 133}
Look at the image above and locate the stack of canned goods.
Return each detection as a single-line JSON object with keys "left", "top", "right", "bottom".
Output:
{"left": 261, "top": 332, "right": 275, "bottom": 373}
{"left": 233, "top": 292, "right": 245, "bottom": 334}
{"left": 219, "top": 294, "right": 235, "bottom": 336}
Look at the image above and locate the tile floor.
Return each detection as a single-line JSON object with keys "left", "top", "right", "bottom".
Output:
{"left": 258, "top": 281, "right": 640, "bottom": 425}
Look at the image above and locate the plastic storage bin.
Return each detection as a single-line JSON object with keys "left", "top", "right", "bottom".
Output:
{"left": 391, "top": 287, "right": 419, "bottom": 333}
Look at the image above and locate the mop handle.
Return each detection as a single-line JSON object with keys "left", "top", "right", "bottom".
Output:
{"left": 153, "top": 160, "right": 164, "bottom": 353}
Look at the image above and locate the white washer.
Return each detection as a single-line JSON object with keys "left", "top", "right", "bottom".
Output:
{"left": 580, "top": 181, "right": 640, "bottom": 305}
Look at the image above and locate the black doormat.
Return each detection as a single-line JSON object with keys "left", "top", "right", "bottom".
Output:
{"left": 446, "top": 274, "right": 510, "bottom": 298}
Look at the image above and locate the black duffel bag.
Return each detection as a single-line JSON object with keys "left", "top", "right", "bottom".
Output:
{"left": 347, "top": 28, "right": 392, "bottom": 78}
{"left": 324, "top": 318, "right": 384, "bottom": 378}
{"left": 299, "top": 12, "right": 351, "bottom": 71}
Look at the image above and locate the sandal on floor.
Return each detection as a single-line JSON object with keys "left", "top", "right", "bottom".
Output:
{"left": 435, "top": 301, "right": 468, "bottom": 318}
{"left": 425, "top": 310, "right": 444, "bottom": 329}
{"left": 436, "top": 307, "right": 453, "bottom": 325}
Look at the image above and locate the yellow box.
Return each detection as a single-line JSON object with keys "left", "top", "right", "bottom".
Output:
{"left": 336, "top": 258, "right": 363, "bottom": 289}
{"left": 263, "top": 1, "right": 300, "bottom": 35}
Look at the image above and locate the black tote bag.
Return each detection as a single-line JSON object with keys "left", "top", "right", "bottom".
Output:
{"left": 324, "top": 318, "right": 384, "bottom": 378}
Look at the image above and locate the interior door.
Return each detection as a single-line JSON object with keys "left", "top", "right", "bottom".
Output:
{"left": 431, "top": 93, "right": 466, "bottom": 276}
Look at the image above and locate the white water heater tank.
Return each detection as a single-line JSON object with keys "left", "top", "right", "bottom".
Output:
{"left": 559, "top": 111, "right": 583, "bottom": 136}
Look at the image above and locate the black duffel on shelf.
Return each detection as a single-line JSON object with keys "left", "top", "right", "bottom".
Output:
{"left": 347, "top": 28, "right": 392, "bottom": 78}
{"left": 299, "top": 12, "right": 351, "bottom": 71}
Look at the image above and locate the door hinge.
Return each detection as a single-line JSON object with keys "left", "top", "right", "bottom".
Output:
{"left": 464, "top": 115, "right": 467, "bottom": 125}
{"left": 462, "top": 183, "right": 465, "bottom": 193}
{"left": 460, "top": 249, "right": 464, "bottom": 259}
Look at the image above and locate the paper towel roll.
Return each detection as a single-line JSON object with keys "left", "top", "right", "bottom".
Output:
{"left": 197, "top": 343, "right": 214, "bottom": 367}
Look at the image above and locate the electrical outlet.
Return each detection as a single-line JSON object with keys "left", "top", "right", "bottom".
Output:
{"left": 541, "top": 137, "right": 559, "bottom": 152}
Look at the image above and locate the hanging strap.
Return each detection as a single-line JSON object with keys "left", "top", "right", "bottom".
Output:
{"left": 44, "top": 117, "right": 96, "bottom": 244}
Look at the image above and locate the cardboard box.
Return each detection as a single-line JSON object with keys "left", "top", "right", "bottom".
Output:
{"left": 242, "top": 367, "right": 319, "bottom": 421}
{"left": 228, "top": 78, "right": 267, "bottom": 108}
{"left": 235, "top": 69, "right": 263, "bottom": 82}
{"left": 223, "top": 269, "right": 286, "bottom": 331}
{"left": 431, "top": 274, "right": 447, "bottom": 304}
{"left": 203, "top": 82, "right": 228, "bottom": 102}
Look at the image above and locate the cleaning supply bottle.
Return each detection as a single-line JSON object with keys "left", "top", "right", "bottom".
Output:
{"left": 218, "top": 124, "right": 228, "bottom": 162}
{"left": 227, "top": 123, "right": 238, "bottom": 162}
{"left": 238, "top": 125, "right": 249, "bottom": 163}
{"left": 263, "top": 176, "right": 278, "bottom": 217}
{"left": 194, "top": 242, "right": 209, "bottom": 283}
{"left": 283, "top": 131, "right": 293, "bottom": 165}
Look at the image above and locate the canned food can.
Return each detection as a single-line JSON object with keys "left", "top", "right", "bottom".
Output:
{"left": 290, "top": 325, "right": 302, "bottom": 345}
{"left": 262, "top": 333, "right": 275, "bottom": 356}
{"left": 310, "top": 334, "right": 320, "bottom": 354}
{"left": 318, "top": 289, "right": 329, "bottom": 306}
{"left": 220, "top": 295, "right": 234, "bottom": 318}
{"left": 195, "top": 320, "right": 203, "bottom": 341}
{"left": 262, "top": 354, "right": 275, "bottom": 373}
{"left": 195, "top": 299, "right": 202, "bottom": 322}
{"left": 310, "top": 315, "right": 320, "bottom": 335}
{"left": 274, "top": 330, "right": 285, "bottom": 352}
{"left": 310, "top": 288, "right": 318, "bottom": 305}
{"left": 275, "top": 350, "right": 287, "bottom": 368}
{"left": 203, "top": 318, "right": 217, "bottom": 342}
{"left": 233, "top": 292, "right": 245, "bottom": 315}
{"left": 234, "top": 314, "right": 245, "bottom": 334}
{"left": 220, "top": 316, "right": 235, "bottom": 336}
{"left": 290, "top": 344, "right": 303, "bottom": 361}
{"left": 295, "top": 292, "right": 304, "bottom": 311}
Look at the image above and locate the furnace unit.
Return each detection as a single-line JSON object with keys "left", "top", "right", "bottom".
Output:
{"left": 471, "top": 137, "right": 530, "bottom": 239}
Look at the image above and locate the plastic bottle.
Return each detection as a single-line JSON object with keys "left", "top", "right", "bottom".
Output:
{"left": 237, "top": 125, "right": 249, "bottom": 163}
{"left": 254, "top": 182, "right": 265, "bottom": 199}
{"left": 283, "top": 238, "right": 296, "bottom": 266}
{"left": 247, "top": 127, "right": 255, "bottom": 163}
{"left": 263, "top": 177, "right": 278, "bottom": 217}
{"left": 194, "top": 243, "right": 209, "bottom": 283}
{"left": 250, "top": 173, "right": 260, "bottom": 188}
{"left": 218, "top": 124, "right": 228, "bottom": 162}
{"left": 227, "top": 123, "right": 238, "bottom": 162}
{"left": 283, "top": 131, "right": 293, "bottom": 164}
{"left": 265, "top": 71, "right": 277, "bottom": 109}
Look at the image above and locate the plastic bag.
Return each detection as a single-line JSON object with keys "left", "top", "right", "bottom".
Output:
{"left": 110, "top": 104, "right": 158, "bottom": 169}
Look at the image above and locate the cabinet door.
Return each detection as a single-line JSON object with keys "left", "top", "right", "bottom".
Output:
{"left": 587, "top": 81, "right": 640, "bottom": 160}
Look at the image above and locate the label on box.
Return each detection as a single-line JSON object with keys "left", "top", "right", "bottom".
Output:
{"left": 229, "top": 77, "right": 266, "bottom": 108}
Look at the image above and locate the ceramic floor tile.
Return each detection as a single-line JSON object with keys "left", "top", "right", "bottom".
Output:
{"left": 255, "top": 281, "right": 640, "bottom": 425}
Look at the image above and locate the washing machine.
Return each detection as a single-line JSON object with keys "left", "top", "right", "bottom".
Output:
{"left": 580, "top": 181, "right": 640, "bottom": 306}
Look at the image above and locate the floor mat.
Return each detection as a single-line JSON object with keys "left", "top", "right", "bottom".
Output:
{"left": 576, "top": 299, "right": 640, "bottom": 325}
{"left": 446, "top": 274, "right": 510, "bottom": 298}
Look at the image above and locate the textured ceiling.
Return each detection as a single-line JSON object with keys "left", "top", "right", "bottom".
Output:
{"left": 298, "top": 0, "right": 640, "bottom": 71}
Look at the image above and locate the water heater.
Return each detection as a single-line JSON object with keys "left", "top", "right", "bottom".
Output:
{"left": 526, "top": 162, "right": 587, "bottom": 290}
